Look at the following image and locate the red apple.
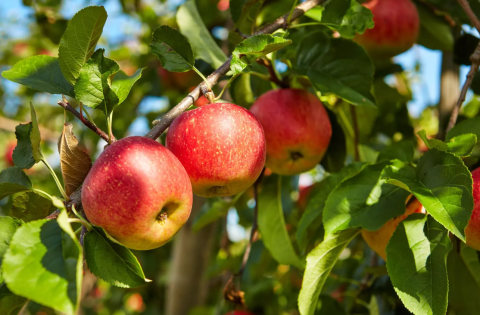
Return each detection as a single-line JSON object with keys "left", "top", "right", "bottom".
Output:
{"left": 250, "top": 89, "right": 332, "bottom": 175}
{"left": 4, "top": 141, "right": 15, "bottom": 167}
{"left": 166, "top": 103, "right": 266, "bottom": 197}
{"left": 81, "top": 136, "right": 193, "bottom": 250}
{"left": 466, "top": 167, "right": 480, "bottom": 251}
{"left": 362, "top": 198, "right": 423, "bottom": 260}
{"left": 354, "top": 0, "right": 419, "bottom": 59}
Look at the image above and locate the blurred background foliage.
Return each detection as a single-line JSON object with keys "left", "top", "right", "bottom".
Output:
{"left": 0, "top": 0, "right": 480, "bottom": 314}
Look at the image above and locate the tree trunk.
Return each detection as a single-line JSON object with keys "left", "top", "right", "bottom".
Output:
{"left": 437, "top": 29, "right": 460, "bottom": 139}
{"left": 165, "top": 196, "right": 218, "bottom": 315}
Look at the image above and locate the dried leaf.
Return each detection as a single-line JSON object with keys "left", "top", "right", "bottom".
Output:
{"left": 58, "top": 122, "right": 92, "bottom": 196}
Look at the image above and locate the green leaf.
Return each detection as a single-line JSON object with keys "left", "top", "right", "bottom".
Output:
{"left": 298, "top": 228, "right": 360, "bottom": 315}
{"left": 0, "top": 217, "right": 23, "bottom": 284}
{"left": 448, "top": 243, "right": 480, "bottom": 315}
{"left": 316, "top": 295, "right": 346, "bottom": 315}
{"left": 74, "top": 49, "right": 120, "bottom": 113}
{"left": 323, "top": 161, "right": 410, "bottom": 234}
{"left": 29, "top": 103, "right": 43, "bottom": 162}
{"left": 2, "top": 210, "right": 83, "bottom": 315}
{"left": 386, "top": 214, "right": 452, "bottom": 315}
{"left": 0, "top": 284, "right": 28, "bottom": 315}
{"left": 322, "top": 107, "right": 347, "bottom": 172}
{"left": 2, "top": 55, "right": 75, "bottom": 97}
{"left": 58, "top": 6, "right": 108, "bottom": 85}
{"left": 150, "top": 25, "right": 195, "bottom": 72}
{"left": 446, "top": 116, "right": 480, "bottom": 141}
{"left": 296, "top": 163, "right": 363, "bottom": 253}
{"left": 230, "top": 0, "right": 265, "bottom": 42}
{"left": 297, "top": 32, "right": 375, "bottom": 107}
{"left": 231, "top": 34, "right": 291, "bottom": 76}
{"left": 377, "top": 140, "right": 415, "bottom": 163}
{"left": 384, "top": 149, "right": 473, "bottom": 241}
{"left": 12, "top": 191, "right": 56, "bottom": 222}
{"left": 305, "top": 0, "right": 374, "bottom": 38}
{"left": 230, "top": 73, "right": 255, "bottom": 107}
{"left": 0, "top": 167, "right": 32, "bottom": 200}
{"left": 193, "top": 198, "right": 230, "bottom": 232}
{"left": 176, "top": 0, "right": 227, "bottom": 69}
{"left": 257, "top": 175, "right": 304, "bottom": 268}
{"left": 416, "top": 4, "right": 454, "bottom": 51}
{"left": 84, "top": 227, "right": 149, "bottom": 288}
{"left": 417, "top": 129, "right": 476, "bottom": 157}
{"left": 12, "top": 123, "right": 35, "bottom": 169}
{"left": 111, "top": 69, "right": 143, "bottom": 105}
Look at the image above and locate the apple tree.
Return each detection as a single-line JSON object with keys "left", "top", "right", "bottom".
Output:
{"left": 1, "top": 0, "right": 480, "bottom": 314}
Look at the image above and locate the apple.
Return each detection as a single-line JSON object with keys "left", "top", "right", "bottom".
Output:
{"left": 354, "top": 0, "right": 419, "bottom": 59}
{"left": 81, "top": 136, "right": 193, "bottom": 250}
{"left": 466, "top": 167, "right": 480, "bottom": 251}
{"left": 166, "top": 103, "right": 266, "bottom": 197}
{"left": 362, "top": 198, "right": 423, "bottom": 260}
{"left": 4, "top": 141, "right": 15, "bottom": 167}
{"left": 249, "top": 89, "right": 332, "bottom": 175}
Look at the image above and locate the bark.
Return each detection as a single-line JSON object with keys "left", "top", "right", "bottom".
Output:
{"left": 165, "top": 196, "right": 218, "bottom": 315}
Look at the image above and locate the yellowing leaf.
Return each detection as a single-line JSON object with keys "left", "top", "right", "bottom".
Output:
{"left": 58, "top": 123, "right": 92, "bottom": 196}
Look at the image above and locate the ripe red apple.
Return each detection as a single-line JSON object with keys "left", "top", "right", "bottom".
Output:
{"left": 354, "top": 0, "right": 419, "bottom": 59}
{"left": 166, "top": 103, "right": 266, "bottom": 197}
{"left": 466, "top": 167, "right": 480, "bottom": 251}
{"left": 81, "top": 136, "right": 193, "bottom": 250}
{"left": 249, "top": 89, "right": 332, "bottom": 175}
{"left": 362, "top": 198, "right": 423, "bottom": 260}
{"left": 4, "top": 141, "right": 15, "bottom": 167}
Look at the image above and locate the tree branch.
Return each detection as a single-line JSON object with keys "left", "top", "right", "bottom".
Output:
{"left": 446, "top": 0, "right": 480, "bottom": 133}
{"left": 58, "top": 101, "right": 113, "bottom": 143}
{"left": 145, "top": 0, "right": 325, "bottom": 140}
{"left": 256, "top": 58, "right": 289, "bottom": 88}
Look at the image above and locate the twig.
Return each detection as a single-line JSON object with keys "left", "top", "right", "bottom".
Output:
{"left": 58, "top": 101, "right": 113, "bottom": 143}
{"left": 350, "top": 104, "right": 360, "bottom": 162}
{"left": 146, "top": 0, "right": 325, "bottom": 140}
{"left": 234, "top": 28, "right": 250, "bottom": 39}
{"left": 256, "top": 58, "right": 289, "bottom": 88}
{"left": 46, "top": 209, "right": 60, "bottom": 220}
{"left": 445, "top": 0, "right": 480, "bottom": 133}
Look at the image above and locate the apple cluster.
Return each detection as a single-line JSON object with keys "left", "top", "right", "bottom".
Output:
{"left": 80, "top": 88, "right": 332, "bottom": 250}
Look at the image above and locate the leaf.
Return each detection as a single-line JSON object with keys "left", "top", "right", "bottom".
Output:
{"left": 2, "top": 55, "right": 75, "bottom": 97}
{"left": 84, "top": 227, "right": 149, "bottom": 288}
{"left": 323, "top": 161, "right": 410, "bottom": 234}
{"left": 111, "top": 69, "right": 143, "bottom": 105}
{"left": 316, "top": 295, "right": 346, "bottom": 315}
{"left": 0, "top": 217, "right": 23, "bottom": 283}
{"left": 29, "top": 103, "right": 43, "bottom": 163}
{"left": 12, "top": 123, "right": 35, "bottom": 169}
{"left": 257, "top": 175, "right": 304, "bottom": 268}
{"left": 2, "top": 210, "right": 83, "bottom": 315}
{"left": 305, "top": 0, "right": 374, "bottom": 38}
{"left": 58, "top": 6, "right": 108, "bottom": 85}
{"left": 446, "top": 116, "right": 480, "bottom": 141}
{"left": 193, "top": 198, "right": 230, "bottom": 232}
{"left": 322, "top": 107, "right": 347, "bottom": 172}
{"left": 230, "top": 73, "right": 255, "bottom": 107}
{"left": 176, "top": 0, "right": 227, "bottom": 69}
{"left": 448, "top": 243, "right": 480, "bottom": 315}
{"left": 12, "top": 191, "right": 56, "bottom": 222}
{"left": 229, "top": 0, "right": 265, "bottom": 43}
{"left": 296, "top": 32, "right": 375, "bottom": 107}
{"left": 377, "top": 141, "right": 415, "bottom": 163}
{"left": 386, "top": 214, "right": 452, "bottom": 315}
{"left": 74, "top": 49, "right": 120, "bottom": 112}
{"left": 231, "top": 35, "right": 292, "bottom": 76}
{"left": 417, "top": 129, "right": 476, "bottom": 157}
{"left": 58, "top": 122, "right": 92, "bottom": 196}
{"left": 296, "top": 163, "right": 363, "bottom": 253}
{"left": 416, "top": 4, "right": 454, "bottom": 51}
{"left": 383, "top": 149, "right": 473, "bottom": 241}
{"left": 150, "top": 25, "right": 195, "bottom": 72}
{"left": 298, "top": 228, "right": 360, "bottom": 315}
{"left": 0, "top": 284, "right": 28, "bottom": 315}
{"left": 0, "top": 167, "right": 32, "bottom": 200}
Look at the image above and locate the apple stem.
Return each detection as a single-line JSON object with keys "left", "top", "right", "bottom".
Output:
{"left": 42, "top": 158, "right": 69, "bottom": 201}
